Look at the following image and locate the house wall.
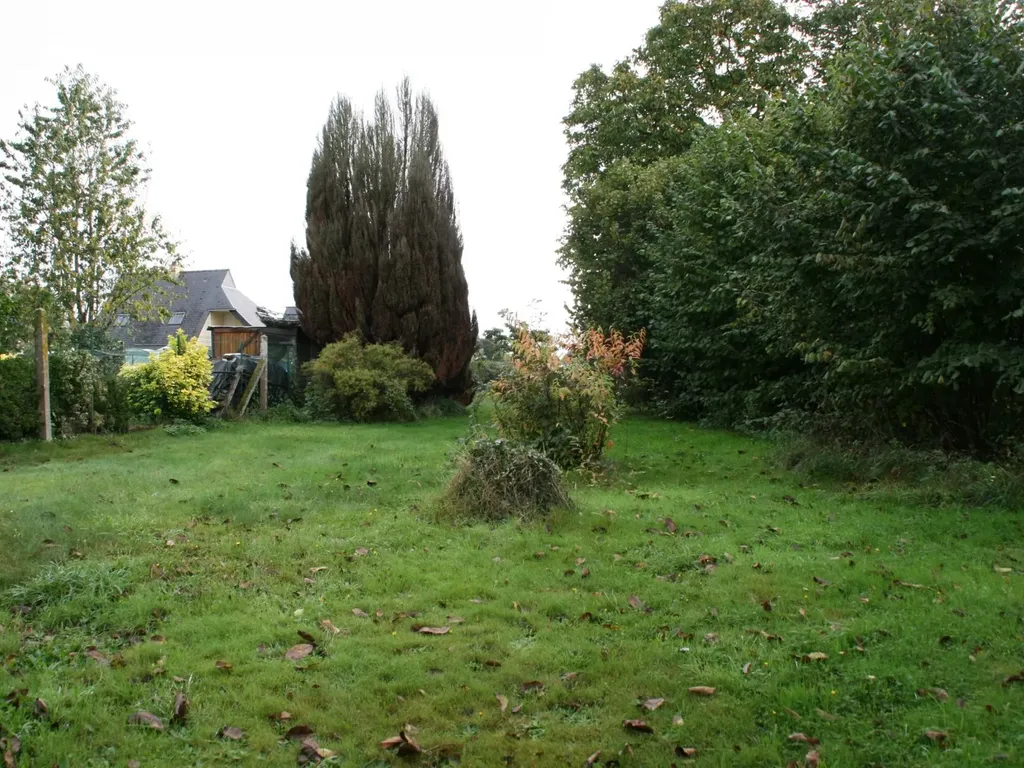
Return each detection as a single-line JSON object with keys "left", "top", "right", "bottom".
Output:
{"left": 197, "top": 310, "right": 245, "bottom": 351}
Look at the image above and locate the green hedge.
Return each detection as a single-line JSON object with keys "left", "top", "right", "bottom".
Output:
{"left": 0, "top": 357, "right": 38, "bottom": 441}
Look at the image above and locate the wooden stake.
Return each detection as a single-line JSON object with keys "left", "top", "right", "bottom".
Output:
{"left": 35, "top": 308, "right": 51, "bottom": 441}
{"left": 259, "top": 334, "right": 268, "bottom": 412}
{"left": 238, "top": 358, "right": 266, "bottom": 417}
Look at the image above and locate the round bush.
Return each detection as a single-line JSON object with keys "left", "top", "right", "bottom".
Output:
{"left": 439, "top": 437, "right": 572, "bottom": 524}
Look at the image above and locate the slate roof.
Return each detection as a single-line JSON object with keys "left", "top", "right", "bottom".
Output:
{"left": 111, "top": 269, "right": 264, "bottom": 348}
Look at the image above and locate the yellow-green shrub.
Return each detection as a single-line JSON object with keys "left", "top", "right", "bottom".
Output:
{"left": 118, "top": 331, "right": 213, "bottom": 423}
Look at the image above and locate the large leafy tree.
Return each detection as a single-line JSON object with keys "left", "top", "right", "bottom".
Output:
{"left": 0, "top": 66, "right": 180, "bottom": 331}
{"left": 291, "top": 80, "right": 477, "bottom": 395}
{"left": 560, "top": 0, "right": 811, "bottom": 334}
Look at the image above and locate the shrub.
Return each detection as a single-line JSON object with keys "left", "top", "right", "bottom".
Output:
{"left": 303, "top": 333, "right": 435, "bottom": 423}
{"left": 119, "top": 330, "right": 213, "bottom": 423}
{"left": 439, "top": 437, "right": 571, "bottom": 524}
{"left": 490, "top": 325, "right": 645, "bottom": 468}
{"left": 0, "top": 356, "right": 37, "bottom": 441}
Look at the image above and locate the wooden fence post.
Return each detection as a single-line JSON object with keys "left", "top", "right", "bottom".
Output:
{"left": 259, "top": 334, "right": 268, "bottom": 411}
{"left": 35, "top": 308, "right": 51, "bottom": 441}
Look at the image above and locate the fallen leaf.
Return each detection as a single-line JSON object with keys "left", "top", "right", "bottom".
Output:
{"left": 128, "top": 711, "right": 165, "bottom": 730}
{"left": 788, "top": 733, "right": 820, "bottom": 745}
{"left": 1002, "top": 670, "right": 1024, "bottom": 686}
{"left": 485, "top": 659, "right": 502, "bottom": 667}
{"left": 215, "top": 659, "right": 233, "bottom": 670}
{"left": 802, "top": 652, "right": 829, "bottom": 662}
{"left": 799, "top": 608, "right": 807, "bottom": 618}
{"left": 298, "top": 630, "right": 318, "bottom": 646}
{"left": 675, "top": 746, "right": 698, "bottom": 758}
{"left": 815, "top": 709, "right": 839, "bottom": 721}
{"left": 352, "top": 608, "right": 369, "bottom": 618}
{"left": 783, "top": 707, "right": 802, "bottom": 720}
{"left": 813, "top": 577, "right": 830, "bottom": 586}
{"left": 219, "top": 726, "right": 245, "bottom": 740}
{"left": 285, "top": 644, "right": 314, "bottom": 661}
{"left": 85, "top": 648, "right": 108, "bottom": 665}
{"left": 704, "top": 633, "right": 719, "bottom": 644}
{"left": 447, "top": 616, "right": 465, "bottom": 624}
{"left": 673, "top": 714, "right": 684, "bottom": 726}
{"left": 993, "top": 566, "right": 1012, "bottom": 574}
{"left": 623, "top": 719, "right": 653, "bottom": 733}
{"left": 664, "top": 518, "right": 677, "bottom": 534}
{"left": 742, "top": 662, "right": 752, "bottom": 675}
{"left": 917, "top": 687, "right": 950, "bottom": 701}
{"left": 172, "top": 692, "right": 189, "bottom": 726}
{"left": 628, "top": 595, "right": 646, "bottom": 611}
{"left": 268, "top": 711, "right": 294, "bottom": 722}
{"left": 581, "top": 567, "right": 591, "bottom": 578}
{"left": 298, "top": 736, "right": 335, "bottom": 763}
{"left": 320, "top": 620, "right": 341, "bottom": 635}
{"left": 150, "top": 635, "right": 166, "bottom": 644}
{"left": 521, "top": 680, "right": 545, "bottom": 693}
{"left": 925, "top": 730, "right": 948, "bottom": 744}
{"left": 688, "top": 686, "right": 716, "bottom": 696}
{"left": 496, "top": 694, "right": 508, "bottom": 712}
{"left": 380, "top": 736, "right": 404, "bottom": 749}
{"left": 169, "top": 478, "right": 179, "bottom": 485}
{"left": 584, "top": 750, "right": 602, "bottom": 767}
{"left": 284, "top": 724, "right": 315, "bottom": 740}
{"left": 641, "top": 697, "right": 665, "bottom": 711}
{"left": 805, "top": 749, "right": 821, "bottom": 767}
{"left": 416, "top": 626, "right": 450, "bottom": 635}
{"left": 762, "top": 599, "right": 773, "bottom": 612}
{"left": 511, "top": 704, "right": 523, "bottom": 714}
{"left": 354, "top": 548, "right": 369, "bottom": 556}
{"left": 33, "top": 697, "right": 48, "bottom": 719}
{"left": 310, "top": 567, "right": 328, "bottom": 574}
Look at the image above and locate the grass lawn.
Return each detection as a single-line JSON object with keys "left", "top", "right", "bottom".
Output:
{"left": 0, "top": 416, "right": 1022, "bottom": 767}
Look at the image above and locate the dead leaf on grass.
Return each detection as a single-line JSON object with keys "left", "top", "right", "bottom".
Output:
{"left": 352, "top": 608, "right": 369, "bottom": 618}
{"left": 664, "top": 518, "right": 677, "bottom": 534}
{"left": 310, "top": 567, "right": 328, "bottom": 574}
{"left": 128, "top": 711, "right": 164, "bottom": 730}
{"left": 320, "top": 620, "right": 341, "bottom": 635}
{"left": 416, "top": 626, "right": 450, "bottom": 635}
{"left": 354, "top": 548, "right": 369, "bottom": 557}
{"left": 917, "top": 687, "right": 950, "bottom": 701}
{"left": 285, "top": 644, "right": 315, "bottom": 661}
{"left": 215, "top": 659, "right": 233, "bottom": 670}
{"left": 521, "top": 680, "right": 545, "bottom": 693}
{"left": 32, "top": 697, "right": 48, "bottom": 719}
{"left": 688, "top": 686, "right": 716, "bottom": 696}
{"left": 171, "top": 692, "right": 189, "bottom": 726}
{"left": 219, "top": 726, "right": 245, "bottom": 740}
{"left": 1002, "top": 670, "right": 1024, "bottom": 686}
{"left": 641, "top": 698, "right": 665, "bottom": 711}
{"left": 150, "top": 635, "right": 166, "bottom": 644}
{"left": 85, "top": 648, "right": 108, "bottom": 665}
{"left": 813, "top": 577, "right": 830, "bottom": 586}
{"left": 284, "top": 724, "right": 314, "bottom": 740}
{"left": 298, "top": 736, "right": 335, "bottom": 763}
{"left": 628, "top": 595, "right": 647, "bottom": 611}
{"left": 925, "top": 730, "right": 948, "bottom": 745}
{"left": 815, "top": 709, "right": 839, "bottom": 721}
{"left": 485, "top": 659, "right": 502, "bottom": 667}
{"left": 742, "top": 662, "right": 752, "bottom": 675}
{"left": 623, "top": 719, "right": 653, "bottom": 733}
{"left": 268, "top": 711, "right": 294, "bottom": 722}
{"left": 380, "top": 730, "right": 422, "bottom": 756}
{"left": 788, "top": 733, "right": 820, "bottom": 745}
{"left": 446, "top": 616, "right": 465, "bottom": 624}
{"left": 802, "top": 652, "right": 829, "bottom": 662}
{"left": 497, "top": 694, "right": 508, "bottom": 712}
{"left": 584, "top": 750, "right": 601, "bottom": 767}
{"left": 805, "top": 750, "right": 821, "bottom": 767}
{"left": 762, "top": 599, "right": 773, "bottom": 612}
{"left": 675, "top": 746, "right": 698, "bottom": 758}
{"left": 704, "top": 633, "right": 719, "bottom": 644}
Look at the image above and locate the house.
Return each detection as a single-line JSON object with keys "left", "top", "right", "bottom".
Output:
{"left": 112, "top": 269, "right": 264, "bottom": 361}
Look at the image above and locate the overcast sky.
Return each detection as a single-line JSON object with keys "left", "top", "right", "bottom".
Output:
{"left": 1, "top": 0, "right": 664, "bottom": 330}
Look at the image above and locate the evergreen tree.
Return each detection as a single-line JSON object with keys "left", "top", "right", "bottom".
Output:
{"left": 290, "top": 80, "right": 477, "bottom": 395}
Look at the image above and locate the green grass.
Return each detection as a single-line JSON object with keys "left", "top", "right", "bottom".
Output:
{"left": 0, "top": 417, "right": 1022, "bottom": 767}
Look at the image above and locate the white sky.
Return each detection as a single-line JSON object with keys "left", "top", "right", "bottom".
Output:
{"left": 1, "top": 0, "right": 664, "bottom": 331}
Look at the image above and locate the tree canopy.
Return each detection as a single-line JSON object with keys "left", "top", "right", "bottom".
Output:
{"left": 0, "top": 66, "right": 180, "bottom": 336}
{"left": 290, "top": 80, "right": 477, "bottom": 396}
{"left": 560, "top": 0, "right": 1024, "bottom": 453}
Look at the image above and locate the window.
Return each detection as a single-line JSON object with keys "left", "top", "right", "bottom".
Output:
{"left": 115, "top": 314, "right": 130, "bottom": 326}
{"left": 167, "top": 312, "right": 186, "bottom": 325}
